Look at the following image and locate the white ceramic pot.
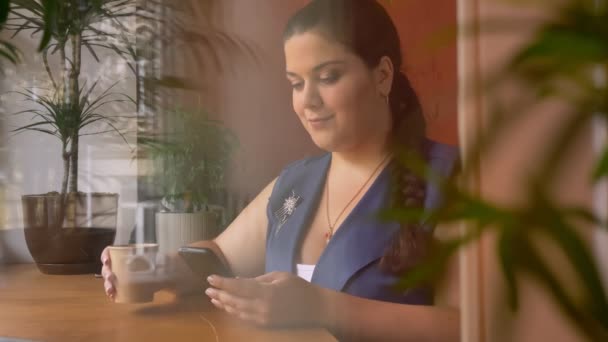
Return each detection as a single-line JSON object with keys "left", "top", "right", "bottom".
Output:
{"left": 155, "top": 208, "right": 222, "bottom": 257}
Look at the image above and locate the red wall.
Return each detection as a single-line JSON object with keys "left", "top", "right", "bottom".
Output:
{"left": 385, "top": 0, "right": 458, "bottom": 145}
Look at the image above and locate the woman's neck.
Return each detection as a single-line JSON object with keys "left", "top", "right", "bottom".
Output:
{"left": 330, "top": 141, "right": 391, "bottom": 175}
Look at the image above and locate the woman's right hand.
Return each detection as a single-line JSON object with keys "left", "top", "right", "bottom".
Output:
{"left": 101, "top": 246, "right": 203, "bottom": 301}
{"left": 101, "top": 246, "right": 117, "bottom": 300}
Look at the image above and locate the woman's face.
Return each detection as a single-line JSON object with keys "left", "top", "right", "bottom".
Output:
{"left": 284, "top": 31, "right": 392, "bottom": 153}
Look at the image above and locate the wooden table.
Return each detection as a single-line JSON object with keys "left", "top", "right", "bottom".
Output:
{"left": 0, "top": 265, "right": 335, "bottom": 342}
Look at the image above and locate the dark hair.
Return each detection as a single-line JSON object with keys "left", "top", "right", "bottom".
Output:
{"left": 284, "top": 0, "right": 431, "bottom": 275}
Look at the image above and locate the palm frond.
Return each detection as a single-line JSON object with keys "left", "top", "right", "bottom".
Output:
{"left": 0, "top": 39, "right": 21, "bottom": 64}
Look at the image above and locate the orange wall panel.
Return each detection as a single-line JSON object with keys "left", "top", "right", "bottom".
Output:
{"left": 384, "top": 0, "right": 458, "bottom": 146}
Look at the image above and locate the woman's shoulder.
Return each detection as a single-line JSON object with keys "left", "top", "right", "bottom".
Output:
{"left": 425, "top": 139, "right": 459, "bottom": 161}
{"left": 280, "top": 153, "right": 330, "bottom": 174}
{"left": 424, "top": 139, "right": 460, "bottom": 181}
{"left": 269, "top": 153, "right": 330, "bottom": 202}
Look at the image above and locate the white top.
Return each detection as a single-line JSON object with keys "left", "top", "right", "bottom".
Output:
{"left": 296, "top": 263, "right": 316, "bottom": 282}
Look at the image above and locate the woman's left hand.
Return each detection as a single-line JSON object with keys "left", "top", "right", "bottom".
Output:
{"left": 205, "top": 271, "right": 326, "bottom": 328}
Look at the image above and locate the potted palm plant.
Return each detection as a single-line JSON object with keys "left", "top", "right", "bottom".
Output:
{"left": 140, "top": 106, "right": 238, "bottom": 258}
{"left": 3, "top": 0, "right": 139, "bottom": 274}
{"left": 13, "top": 83, "right": 131, "bottom": 274}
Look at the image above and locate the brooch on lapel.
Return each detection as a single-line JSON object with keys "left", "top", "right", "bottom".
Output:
{"left": 274, "top": 190, "right": 302, "bottom": 236}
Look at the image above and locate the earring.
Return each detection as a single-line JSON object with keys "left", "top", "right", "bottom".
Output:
{"left": 384, "top": 94, "right": 390, "bottom": 105}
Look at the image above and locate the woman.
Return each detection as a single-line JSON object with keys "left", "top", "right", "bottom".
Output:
{"left": 102, "top": 0, "right": 460, "bottom": 340}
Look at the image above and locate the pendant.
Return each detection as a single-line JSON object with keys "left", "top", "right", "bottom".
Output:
{"left": 325, "top": 230, "right": 333, "bottom": 244}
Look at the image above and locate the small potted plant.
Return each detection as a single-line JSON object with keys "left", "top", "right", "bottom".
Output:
{"left": 140, "top": 106, "right": 238, "bottom": 257}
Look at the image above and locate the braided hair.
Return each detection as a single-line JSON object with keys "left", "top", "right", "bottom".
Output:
{"left": 284, "top": 0, "right": 432, "bottom": 274}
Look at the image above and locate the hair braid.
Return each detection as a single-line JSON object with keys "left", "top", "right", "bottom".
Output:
{"left": 379, "top": 71, "right": 433, "bottom": 274}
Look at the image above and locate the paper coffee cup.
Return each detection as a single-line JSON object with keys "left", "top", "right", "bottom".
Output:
{"left": 108, "top": 243, "right": 160, "bottom": 303}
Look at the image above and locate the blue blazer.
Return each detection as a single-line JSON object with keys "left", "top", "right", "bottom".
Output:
{"left": 264, "top": 141, "right": 459, "bottom": 304}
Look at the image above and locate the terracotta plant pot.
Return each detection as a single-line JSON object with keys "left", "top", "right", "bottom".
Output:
{"left": 21, "top": 192, "right": 118, "bottom": 275}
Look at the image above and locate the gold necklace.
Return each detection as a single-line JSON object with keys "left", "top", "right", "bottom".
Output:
{"left": 324, "top": 154, "right": 391, "bottom": 243}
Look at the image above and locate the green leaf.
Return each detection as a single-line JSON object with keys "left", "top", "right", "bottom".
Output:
{"left": 497, "top": 226, "right": 519, "bottom": 311}
{"left": 11, "top": 121, "right": 61, "bottom": 138}
{"left": 395, "top": 238, "right": 464, "bottom": 291}
{"left": 518, "top": 238, "right": 606, "bottom": 340}
{"left": 563, "top": 206, "right": 605, "bottom": 228}
{"left": 378, "top": 207, "right": 428, "bottom": 223}
{"left": 0, "top": 0, "right": 9, "bottom": 26}
{"left": 0, "top": 40, "right": 20, "bottom": 64}
{"left": 38, "top": 0, "right": 57, "bottom": 52}
{"left": 592, "top": 147, "right": 608, "bottom": 182}
{"left": 83, "top": 41, "right": 100, "bottom": 62}
{"left": 143, "top": 75, "right": 201, "bottom": 90}
{"left": 537, "top": 196, "right": 608, "bottom": 328}
{"left": 511, "top": 29, "right": 608, "bottom": 69}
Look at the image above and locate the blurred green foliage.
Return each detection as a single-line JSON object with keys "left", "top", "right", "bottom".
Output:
{"left": 389, "top": 0, "right": 608, "bottom": 340}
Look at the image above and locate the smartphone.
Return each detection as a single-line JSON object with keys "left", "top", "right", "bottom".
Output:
{"left": 177, "top": 246, "right": 234, "bottom": 282}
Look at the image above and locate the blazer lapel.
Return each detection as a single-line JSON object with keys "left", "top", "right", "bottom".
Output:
{"left": 265, "top": 154, "right": 331, "bottom": 273}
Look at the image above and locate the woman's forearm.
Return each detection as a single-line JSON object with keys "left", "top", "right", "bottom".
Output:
{"left": 316, "top": 287, "right": 460, "bottom": 341}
